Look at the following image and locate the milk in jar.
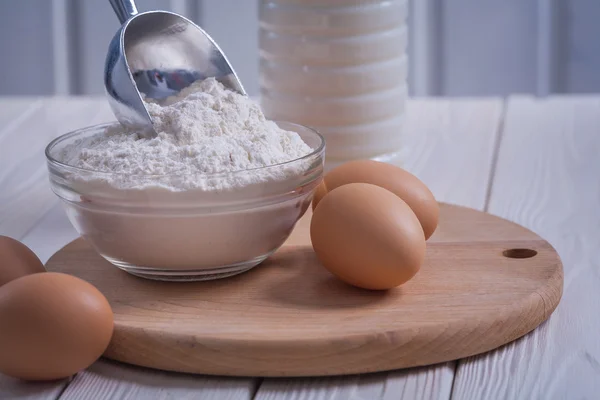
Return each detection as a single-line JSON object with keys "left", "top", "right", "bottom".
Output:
{"left": 259, "top": 0, "right": 408, "bottom": 168}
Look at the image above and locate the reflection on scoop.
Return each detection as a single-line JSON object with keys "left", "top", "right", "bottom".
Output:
{"left": 104, "top": 0, "right": 246, "bottom": 135}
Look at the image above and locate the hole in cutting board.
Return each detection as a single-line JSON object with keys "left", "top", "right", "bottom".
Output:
{"left": 502, "top": 248, "right": 538, "bottom": 259}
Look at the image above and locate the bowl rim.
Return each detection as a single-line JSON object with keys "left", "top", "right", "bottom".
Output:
{"left": 45, "top": 120, "right": 326, "bottom": 179}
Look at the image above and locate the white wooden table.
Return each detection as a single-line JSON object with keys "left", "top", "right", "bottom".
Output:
{"left": 0, "top": 96, "right": 598, "bottom": 399}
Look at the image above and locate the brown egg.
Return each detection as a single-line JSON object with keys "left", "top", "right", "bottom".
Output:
{"left": 0, "top": 236, "right": 45, "bottom": 287}
{"left": 0, "top": 272, "right": 114, "bottom": 381}
{"left": 312, "top": 160, "right": 439, "bottom": 239}
{"left": 311, "top": 183, "right": 426, "bottom": 290}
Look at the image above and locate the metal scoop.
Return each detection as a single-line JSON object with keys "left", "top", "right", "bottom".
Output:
{"left": 104, "top": 0, "right": 246, "bottom": 137}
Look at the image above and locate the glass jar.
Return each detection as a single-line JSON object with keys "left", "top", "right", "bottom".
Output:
{"left": 259, "top": 0, "right": 408, "bottom": 169}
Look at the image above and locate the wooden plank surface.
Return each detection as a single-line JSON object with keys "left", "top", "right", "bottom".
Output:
{"left": 0, "top": 95, "right": 596, "bottom": 398}
{"left": 0, "top": 97, "right": 112, "bottom": 239}
{"left": 59, "top": 362, "right": 257, "bottom": 400}
{"left": 256, "top": 368, "right": 452, "bottom": 400}
{"left": 255, "top": 98, "right": 504, "bottom": 399}
{"left": 451, "top": 96, "right": 600, "bottom": 399}
{"left": 10, "top": 96, "right": 595, "bottom": 399}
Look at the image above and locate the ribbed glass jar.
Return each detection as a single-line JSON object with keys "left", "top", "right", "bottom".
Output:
{"left": 259, "top": 0, "right": 408, "bottom": 169}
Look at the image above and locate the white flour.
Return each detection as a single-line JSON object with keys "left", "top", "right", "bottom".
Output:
{"left": 57, "top": 78, "right": 312, "bottom": 192}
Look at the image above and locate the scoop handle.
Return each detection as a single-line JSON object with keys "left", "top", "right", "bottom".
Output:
{"left": 109, "top": 0, "right": 138, "bottom": 24}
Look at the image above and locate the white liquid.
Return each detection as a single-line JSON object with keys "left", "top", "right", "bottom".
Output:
{"left": 259, "top": 0, "right": 408, "bottom": 167}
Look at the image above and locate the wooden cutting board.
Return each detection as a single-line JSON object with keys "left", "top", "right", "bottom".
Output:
{"left": 45, "top": 203, "right": 562, "bottom": 377}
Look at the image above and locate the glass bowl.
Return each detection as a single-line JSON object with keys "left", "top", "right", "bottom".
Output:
{"left": 45, "top": 121, "right": 325, "bottom": 281}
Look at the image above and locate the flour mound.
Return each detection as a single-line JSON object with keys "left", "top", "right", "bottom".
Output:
{"left": 57, "top": 78, "right": 314, "bottom": 191}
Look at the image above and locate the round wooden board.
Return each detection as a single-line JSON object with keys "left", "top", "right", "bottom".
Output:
{"left": 45, "top": 203, "right": 563, "bottom": 377}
